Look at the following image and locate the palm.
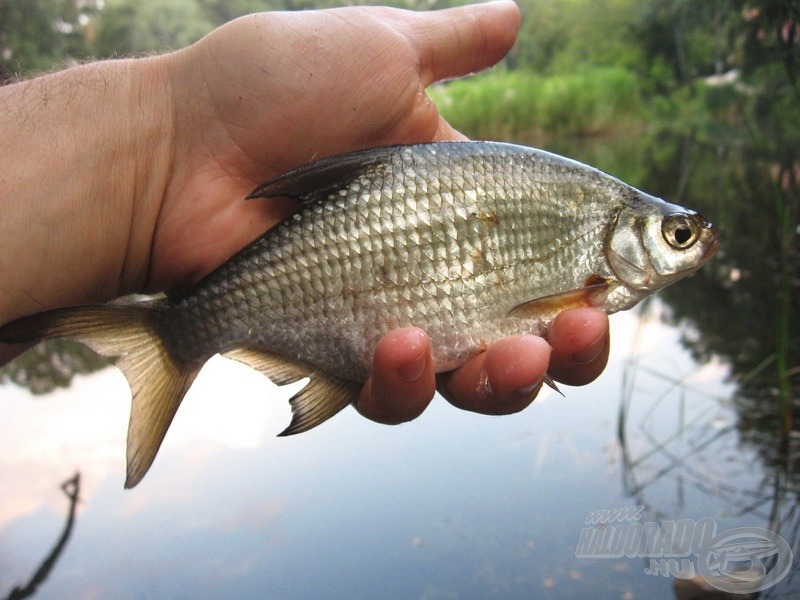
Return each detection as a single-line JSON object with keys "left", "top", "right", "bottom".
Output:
{"left": 146, "top": 6, "right": 508, "bottom": 291}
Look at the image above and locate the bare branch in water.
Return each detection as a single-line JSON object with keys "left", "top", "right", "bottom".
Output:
{"left": 3, "top": 473, "right": 81, "bottom": 600}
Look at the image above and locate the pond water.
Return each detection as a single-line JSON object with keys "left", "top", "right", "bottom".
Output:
{"left": 1, "top": 128, "right": 797, "bottom": 599}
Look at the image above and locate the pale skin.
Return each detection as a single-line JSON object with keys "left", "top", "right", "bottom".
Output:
{"left": 0, "top": 1, "right": 609, "bottom": 424}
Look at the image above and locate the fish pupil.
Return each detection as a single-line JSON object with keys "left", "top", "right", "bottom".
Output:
{"left": 674, "top": 225, "right": 692, "bottom": 246}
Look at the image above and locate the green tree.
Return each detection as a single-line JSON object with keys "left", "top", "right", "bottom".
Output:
{"left": 632, "top": 0, "right": 740, "bottom": 86}
{"left": 512, "top": 0, "right": 645, "bottom": 77}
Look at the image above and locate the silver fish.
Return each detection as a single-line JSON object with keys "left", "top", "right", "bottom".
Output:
{"left": 0, "top": 141, "right": 719, "bottom": 487}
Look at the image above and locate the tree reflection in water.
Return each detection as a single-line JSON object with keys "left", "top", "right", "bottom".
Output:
{"left": 616, "top": 130, "right": 799, "bottom": 598}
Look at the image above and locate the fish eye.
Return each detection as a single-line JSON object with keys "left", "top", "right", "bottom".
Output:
{"left": 662, "top": 214, "right": 698, "bottom": 250}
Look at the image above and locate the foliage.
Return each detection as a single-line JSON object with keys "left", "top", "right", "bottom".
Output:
{"left": 512, "top": 0, "right": 645, "bottom": 74}
{"left": 1, "top": 0, "right": 797, "bottom": 129}
{"left": 429, "top": 67, "right": 644, "bottom": 139}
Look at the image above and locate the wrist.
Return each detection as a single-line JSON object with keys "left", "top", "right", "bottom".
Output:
{"left": 118, "top": 55, "right": 177, "bottom": 292}
{"left": 0, "top": 57, "right": 175, "bottom": 325}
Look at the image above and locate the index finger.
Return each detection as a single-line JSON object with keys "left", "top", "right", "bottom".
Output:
{"left": 547, "top": 308, "right": 610, "bottom": 386}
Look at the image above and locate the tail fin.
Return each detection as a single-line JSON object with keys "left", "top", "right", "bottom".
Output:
{"left": 0, "top": 304, "right": 200, "bottom": 488}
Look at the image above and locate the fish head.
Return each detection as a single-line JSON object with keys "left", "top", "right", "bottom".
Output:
{"left": 606, "top": 194, "right": 720, "bottom": 294}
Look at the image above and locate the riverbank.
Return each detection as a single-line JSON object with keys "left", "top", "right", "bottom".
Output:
{"left": 431, "top": 67, "right": 799, "bottom": 143}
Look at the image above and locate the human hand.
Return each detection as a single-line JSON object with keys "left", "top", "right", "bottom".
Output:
{"left": 157, "top": 2, "right": 609, "bottom": 420}
{"left": 0, "top": 1, "right": 611, "bottom": 424}
{"left": 358, "top": 308, "right": 610, "bottom": 424}
{"left": 154, "top": 2, "right": 608, "bottom": 422}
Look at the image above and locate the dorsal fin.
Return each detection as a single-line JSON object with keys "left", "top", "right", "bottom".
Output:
{"left": 247, "top": 145, "right": 406, "bottom": 203}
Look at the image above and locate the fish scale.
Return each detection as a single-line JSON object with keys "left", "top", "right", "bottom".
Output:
{"left": 0, "top": 141, "right": 719, "bottom": 488}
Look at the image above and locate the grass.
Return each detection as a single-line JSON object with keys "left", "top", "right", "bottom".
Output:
{"left": 429, "top": 66, "right": 645, "bottom": 139}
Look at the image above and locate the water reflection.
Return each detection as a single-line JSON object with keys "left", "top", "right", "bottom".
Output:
{"left": 0, "top": 129, "right": 797, "bottom": 598}
{"left": 606, "top": 130, "right": 799, "bottom": 598}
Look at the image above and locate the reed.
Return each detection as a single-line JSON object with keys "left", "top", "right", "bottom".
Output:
{"left": 773, "top": 168, "right": 797, "bottom": 437}
{"left": 430, "top": 67, "right": 645, "bottom": 139}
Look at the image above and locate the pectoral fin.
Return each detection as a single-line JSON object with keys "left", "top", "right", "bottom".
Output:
{"left": 223, "top": 347, "right": 360, "bottom": 436}
{"left": 506, "top": 281, "right": 609, "bottom": 321}
{"left": 506, "top": 282, "right": 608, "bottom": 398}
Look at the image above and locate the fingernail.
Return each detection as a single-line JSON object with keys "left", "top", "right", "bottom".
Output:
{"left": 572, "top": 334, "right": 608, "bottom": 365}
{"left": 514, "top": 378, "right": 542, "bottom": 398}
{"left": 398, "top": 350, "right": 428, "bottom": 382}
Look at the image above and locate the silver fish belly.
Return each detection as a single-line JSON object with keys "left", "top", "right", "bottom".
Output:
{"left": 0, "top": 141, "right": 719, "bottom": 487}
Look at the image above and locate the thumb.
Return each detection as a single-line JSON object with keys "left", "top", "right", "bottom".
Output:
{"left": 399, "top": 0, "right": 521, "bottom": 87}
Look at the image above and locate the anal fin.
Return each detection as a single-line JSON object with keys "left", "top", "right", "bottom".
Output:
{"left": 279, "top": 373, "right": 361, "bottom": 436}
{"left": 223, "top": 347, "right": 360, "bottom": 436}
